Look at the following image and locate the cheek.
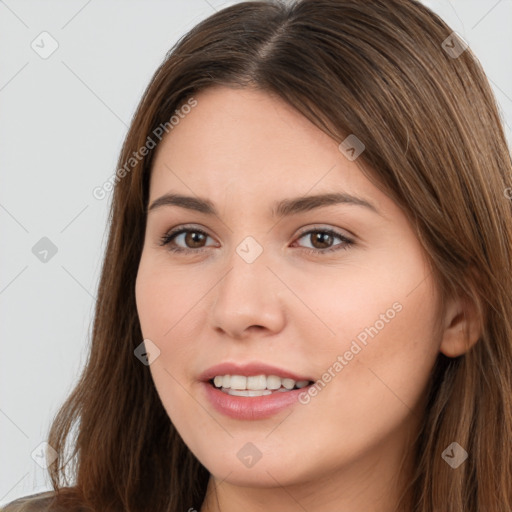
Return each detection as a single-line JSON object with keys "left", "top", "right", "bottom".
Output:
{"left": 291, "top": 242, "right": 441, "bottom": 411}
{"left": 287, "top": 272, "right": 440, "bottom": 468}
{"left": 135, "top": 254, "right": 208, "bottom": 401}
{"left": 287, "top": 243, "right": 437, "bottom": 352}
{"left": 135, "top": 255, "right": 205, "bottom": 340}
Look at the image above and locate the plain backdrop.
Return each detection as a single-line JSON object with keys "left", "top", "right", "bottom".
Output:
{"left": 1, "top": 0, "right": 511, "bottom": 505}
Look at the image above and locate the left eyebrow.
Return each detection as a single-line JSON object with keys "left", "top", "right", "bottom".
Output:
{"left": 147, "top": 192, "right": 380, "bottom": 217}
{"left": 272, "top": 192, "right": 380, "bottom": 218}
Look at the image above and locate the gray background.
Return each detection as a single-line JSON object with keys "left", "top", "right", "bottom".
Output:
{"left": 1, "top": 0, "right": 511, "bottom": 504}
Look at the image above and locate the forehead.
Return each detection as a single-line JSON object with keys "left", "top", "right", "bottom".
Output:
{"left": 148, "top": 86, "right": 385, "bottom": 215}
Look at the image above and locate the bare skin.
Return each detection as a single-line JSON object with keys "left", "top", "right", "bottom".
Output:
{"left": 135, "top": 86, "right": 480, "bottom": 512}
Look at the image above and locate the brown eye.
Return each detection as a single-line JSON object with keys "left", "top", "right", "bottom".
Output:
{"left": 160, "top": 227, "right": 216, "bottom": 253}
{"left": 295, "top": 228, "right": 354, "bottom": 254}
{"left": 309, "top": 231, "right": 335, "bottom": 249}
{"left": 183, "top": 231, "right": 207, "bottom": 248}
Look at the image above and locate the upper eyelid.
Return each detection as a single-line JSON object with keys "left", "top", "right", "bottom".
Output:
{"left": 164, "top": 223, "right": 352, "bottom": 236}
{"left": 296, "top": 225, "right": 354, "bottom": 239}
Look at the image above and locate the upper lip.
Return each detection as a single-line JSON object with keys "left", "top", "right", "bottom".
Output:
{"left": 199, "top": 362, "right": 314, "bottom": 383}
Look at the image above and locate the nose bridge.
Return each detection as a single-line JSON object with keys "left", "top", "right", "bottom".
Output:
{"left": 218, "top": 235, "right": 274, "bottom": 307}
{"left": 210, "top": 234, "right": 286, "bottom": 336}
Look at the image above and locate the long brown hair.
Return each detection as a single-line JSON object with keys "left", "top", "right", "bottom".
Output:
{"left": 5, "top": 1, "right": 512, "bottom": 511}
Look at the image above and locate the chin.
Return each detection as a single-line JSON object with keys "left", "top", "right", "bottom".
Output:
{"left": 192, "top": 437, "right": 318, "bottom": 488}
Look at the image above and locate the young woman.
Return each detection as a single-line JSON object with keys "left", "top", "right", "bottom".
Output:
{"left": 4, "top": 0, "right": 512, "bottom": 511}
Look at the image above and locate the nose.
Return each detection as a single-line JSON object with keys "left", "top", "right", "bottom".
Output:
{"left": 210, "top": 244, "right": 287, "bottom": 340}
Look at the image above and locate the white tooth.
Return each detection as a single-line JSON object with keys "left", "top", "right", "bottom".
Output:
{"left": 282, "top": 378, "right": 295, "bottom": 390}
{"left": 214, "top": 374, "right": 308, "bottom": 391}
{"left": 249, "top": 389, "right": 272, "bottom": 396}
{"left": 266, "top": 375, "right": 282, "bottom": 390}
{"left": 247, "top": 375, "right": 267, "bottom": 390}
{"left": 226, "top": 388, "right": 272, "bottom": 396}
{"left": 230, "top": 375, "right": 247, "bottom": 390}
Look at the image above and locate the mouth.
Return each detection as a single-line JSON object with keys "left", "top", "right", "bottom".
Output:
{"left": 203, "top": 377, "right": 315, "bottom": 420}
{"left": 200, "top": 363, "right": 316, "bottom": 420}
{"left": 208, "top": 374, "right": 314, "bottom": 397}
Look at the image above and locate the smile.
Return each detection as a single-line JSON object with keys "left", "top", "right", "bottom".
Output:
{"left": 211, "top": 374, "right": 312, "bottom": 396}
{"left": 200, "top": 362, "right": 316, "bottom": 419}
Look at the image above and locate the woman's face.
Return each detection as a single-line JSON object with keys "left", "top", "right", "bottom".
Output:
{"left": 135, "top": 86, "right": 443, "bottom": 494}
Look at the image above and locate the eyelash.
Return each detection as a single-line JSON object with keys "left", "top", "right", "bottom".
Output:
{"left": 159, "top": 225, "right": 354, "bottom": 255}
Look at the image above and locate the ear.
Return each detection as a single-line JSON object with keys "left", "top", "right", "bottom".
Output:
{"left": 439, "top": 292, "right": 483, "bottom": 358}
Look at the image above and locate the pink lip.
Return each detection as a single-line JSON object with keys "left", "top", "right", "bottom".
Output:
{"left": 202, "top": 383, "right": 312, "bottom": 420}
{"left": 199, "top": 361, "right": 313, "bottom": 382}
{"left": 199, "top": 361, "right": 314, "bottom": 421}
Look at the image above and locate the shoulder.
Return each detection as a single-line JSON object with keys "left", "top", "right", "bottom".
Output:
{"left": 1, "top": 489, "right": 92, "bottom": 512}
{"left": 1, "top": 491, "right": 57, "bottom": 512}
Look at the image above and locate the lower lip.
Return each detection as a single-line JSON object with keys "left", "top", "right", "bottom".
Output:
{"left": 202, "top": 382, "right": 310, "bottom": 420}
